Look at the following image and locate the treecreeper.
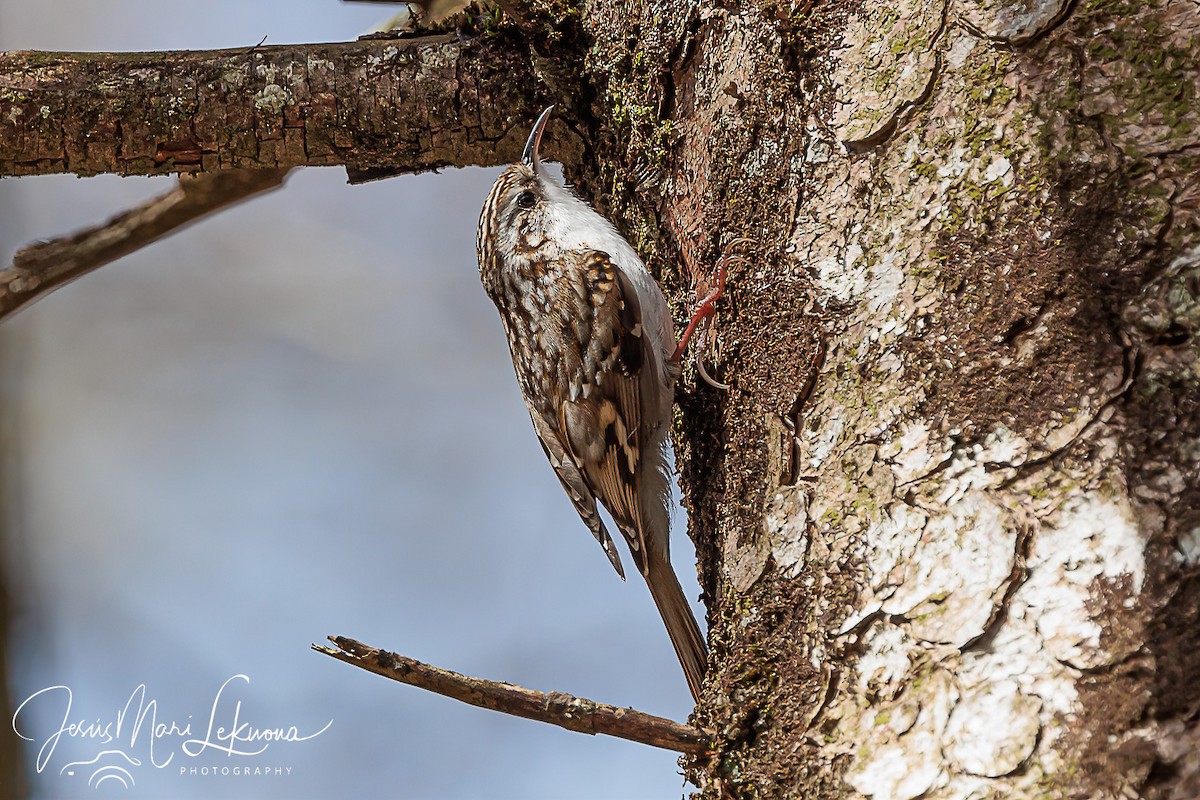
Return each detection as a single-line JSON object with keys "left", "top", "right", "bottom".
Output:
{"left": 476, "top": 107, "right": 736, "bottom": 702}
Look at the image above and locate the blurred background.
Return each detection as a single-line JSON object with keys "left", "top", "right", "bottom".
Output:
{"left": 0, "top": 3, "right": 704, "bottom": 798}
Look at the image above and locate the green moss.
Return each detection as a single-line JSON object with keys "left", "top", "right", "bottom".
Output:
{"left": 897, "top": 41, "right": 1049, "bottom": 256}
{"left": 1081, "top": 0, "right": 1140, "bottom": 12}
{"left": 13, "top": 51, "right": 68, "bottom": 68}
{"left": 605, "top": 79, "right": 674, "bottom": 177}
{"left": 819, "top": 506, "right": 843, "bottom": 527}
{"left": 1065, "top": 0, "right": 1200, "bottom": 157}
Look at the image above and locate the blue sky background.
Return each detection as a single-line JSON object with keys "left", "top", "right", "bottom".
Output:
{"left": 0, "top": 3, "right": 705, "bottom": 797}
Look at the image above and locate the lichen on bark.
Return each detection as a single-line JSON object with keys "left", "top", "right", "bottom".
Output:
{"left": 578, "top": 0, "right": 1200, "bottom": 796}
{"left": 0, "top": 32, "right": 537, "bottom": 177}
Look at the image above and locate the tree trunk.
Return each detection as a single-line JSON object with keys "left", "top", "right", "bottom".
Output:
{"left": 568, "top": 0, "right": 1200, "bottom": 797}
{"left": 4, "top": 0, "right": 1199, "bottom": 797}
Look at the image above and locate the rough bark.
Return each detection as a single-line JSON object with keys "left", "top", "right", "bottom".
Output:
{"left": 4, "top": 1, "right": 1200, "bottom": 797}
{"left": 0, "top": 32, "right": 537, "bottom": 177}
{"left": 560, "top": 0, "right": 1200, "bottom": 798}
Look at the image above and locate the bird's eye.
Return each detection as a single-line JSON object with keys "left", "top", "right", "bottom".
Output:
{"left": 516, "top": 190, "right": 537, "bottom": 209}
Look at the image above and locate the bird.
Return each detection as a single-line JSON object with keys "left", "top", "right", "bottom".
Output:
{"left": 476, "top": 106, "right": 731, "bottom": 702}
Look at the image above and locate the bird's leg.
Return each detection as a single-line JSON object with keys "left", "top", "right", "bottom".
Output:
{"left": 671, "top": 239, "right": 751, "bottom": 389}
{"left": 672, "top": 269, "right": 725, "bottom": 361}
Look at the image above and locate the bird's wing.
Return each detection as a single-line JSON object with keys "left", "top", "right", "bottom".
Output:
{"left": 554, "top": 251, "right": 654, "bottom": 579}
{"left": 526, "top": 408, "right": 626, "bottom": 580}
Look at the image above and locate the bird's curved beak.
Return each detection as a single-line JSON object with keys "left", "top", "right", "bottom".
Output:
{"left": 521, "top": 106, "right": 554, "bottom": 174}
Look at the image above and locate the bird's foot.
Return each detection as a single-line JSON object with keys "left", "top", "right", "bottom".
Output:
{"left": 672, "top": 239, "right": 752, "bottom": 390}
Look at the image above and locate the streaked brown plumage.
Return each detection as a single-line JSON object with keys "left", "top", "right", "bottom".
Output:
{"left": 477, "top": 108, "right": 707, "bottom": 701}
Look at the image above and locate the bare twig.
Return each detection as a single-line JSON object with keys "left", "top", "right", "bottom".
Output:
{"left": 0, "top": 168, "right": 289, "bottom": 321}
{"left": 313, "top": 635, "right": 711, "bottom": 754}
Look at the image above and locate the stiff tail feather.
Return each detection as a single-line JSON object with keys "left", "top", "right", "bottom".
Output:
{"left": 645, "top": 553, "right": 708, "bottom": 702}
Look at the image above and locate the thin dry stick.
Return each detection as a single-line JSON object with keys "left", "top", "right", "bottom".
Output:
{"left": 314, "top": 636, "right": 711, "bottom": 755}
{"left": 0, "top": 168, "right": 289, "bottom": 322}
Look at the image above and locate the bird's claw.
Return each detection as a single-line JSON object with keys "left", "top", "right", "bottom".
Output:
{"left": 695, "top": 323, "right": 731, "bottom": 390}
{"left": 673, "top": 238, "right": 753, "bottom": 390}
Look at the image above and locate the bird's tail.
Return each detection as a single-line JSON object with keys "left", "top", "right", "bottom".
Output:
{"left": 645, "top": 551, "right": 708, "bottom": 702}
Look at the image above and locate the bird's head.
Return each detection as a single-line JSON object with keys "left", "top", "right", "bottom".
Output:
{"left": 476, "top": 106, "right": 563, "bottom": 277}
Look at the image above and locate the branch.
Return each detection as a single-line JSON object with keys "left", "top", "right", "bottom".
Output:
{"left": 0, "top": 32, "right": 536, "bottom": 178}
{"left": 0, "top": 168, "right": 288, "bottom": 321}
{"left": 314, "top": 636, "right": 711, "bottom": 755}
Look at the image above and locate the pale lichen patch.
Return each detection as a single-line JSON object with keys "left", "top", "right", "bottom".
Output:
{"left": 800, "top": 400, "right": 847, "bottom": 471}
{"left": 723, "top": 528, "right": 771, "bottom": 593}
{"left": 945, "top": 681, "right": 1041, "bottom": 777}
{"left": 816, "top": 241, "right": 864, "bottom": 302}
{"left": 1177, "top": 525, "right": 1200, "bottom": 565}
{"left": 958, "top": 609, "right": 1079, "bottom": 717}
{"left": 944, "top": 34, "right": 977, "bottom": 69}
{"left": 253, "top": 84, "right": 292, "bottom": 115}
{"left": 220, "top": 64, "right": 249, "bottom": 88}
{"left": 865, "top": 249, "right": 904, "bottom": 315}
{"left": 863, "top": 502, "right": 927, "bottom": 600}
{"left": 820, "top": 406, "right": 1148, "bottom": 794}
{"left": 828, "top": 0, "right": 948, "bottom": 144}
{"left": 844, "top": 669, "right": 956, "bottom": 800}
{"left": 959, "top": 0, "right": 1071, "bottom": 43}
{"left": 1018, "top": 492, "right": 1145, "bottom": 668}
{"left": 855, "top": 622, "right": 915, "bottom": 693}
{"left": 878, "top": 420, "right": 938, "bottom": 482}
{"left": 883, "top": 496, "right": 1016, "bottom": 647}
{"left": 982, "top": 154, "right": 1013, "bottom": 184}
{"left": 764, "top": 486, "right": 810, "bottom": 578}
{"left": 306, "top": 56, "right": 335, "bottom": 73}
